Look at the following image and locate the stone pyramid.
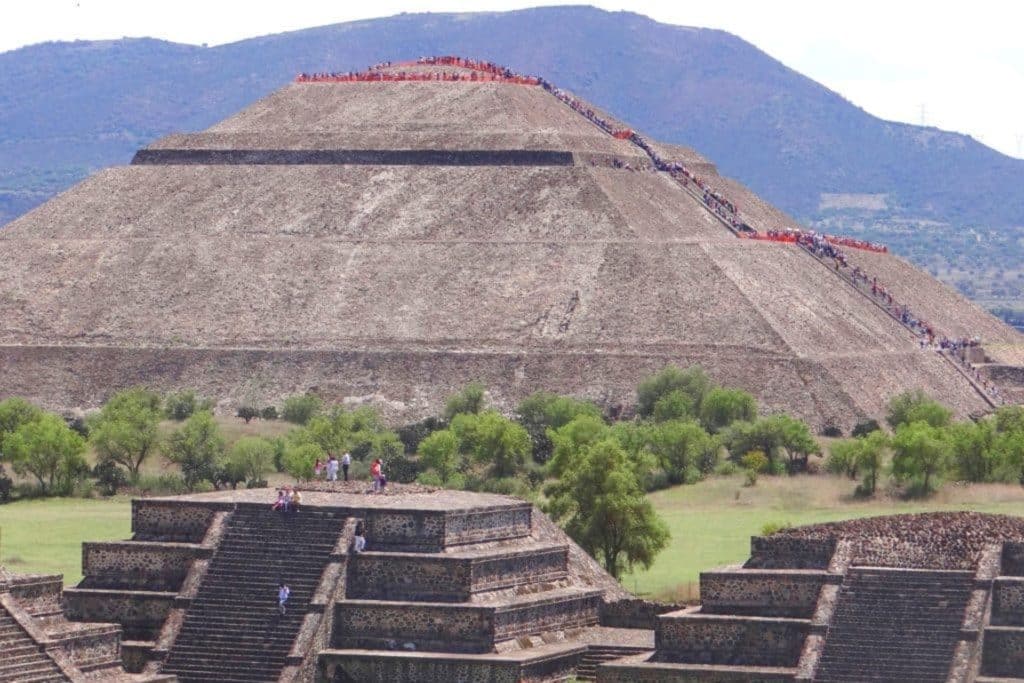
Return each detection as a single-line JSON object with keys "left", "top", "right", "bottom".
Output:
{"left": 1, "top": 57, "right": 1020, "bottom": 428}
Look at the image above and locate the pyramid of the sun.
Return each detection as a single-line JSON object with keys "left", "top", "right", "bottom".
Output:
{"left": 1, "top": 60, "right": 1020, "bottom": 427}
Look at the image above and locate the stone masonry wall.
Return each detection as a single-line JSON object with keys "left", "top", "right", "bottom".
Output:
{"left": 992, "top": 577, "right": 1024, "bottom": 626}
{"left": 656, "top": 614, "right": 809, "bottom": 667}
{"left": 744, "top": 537, "right": 836, "bottom": 570}
{"left": 132, "top": 500, "right": 223, "bottom": 542}
{"left": 81, "top": 542, "right": 207, "bottom": 591}
{"left": 982, "top": 627, "right": 1024, "bottom": 678}
{"left": 333, "top": 602, "right": 494, "bottom": 653}
{"left": 64, "top": 591, "right": 173, "bottom": 641}
{"left": 444, "top": 506, "right": 533, "bottom": 546}
{"left": 1002, "top": 542, "right": 1024, "bottom": 576}
{"left": 492, "top": 591, "right": 601, "bottom": 641}
{"left": 699, "top": 570, "right": 834, "bottom": 618}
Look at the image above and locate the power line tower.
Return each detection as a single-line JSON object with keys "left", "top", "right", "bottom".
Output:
{"left": 919, "top": 103, "right": 927, "bottom": 126}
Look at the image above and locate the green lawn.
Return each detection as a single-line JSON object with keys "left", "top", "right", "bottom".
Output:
{"left": 0, "top": 497, "right": 131, "bottom": 584}
{"left": 622, "top": 474, "right": 1024, "bottom": 600}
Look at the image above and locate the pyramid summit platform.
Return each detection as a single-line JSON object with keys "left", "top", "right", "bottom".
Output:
{"left": 1, "top": 57, "right": 1021, "bottom": 427}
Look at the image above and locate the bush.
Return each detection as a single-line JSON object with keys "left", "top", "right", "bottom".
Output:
{"left": 637, "top": 365, "right": 710, "bottom": 419}
{"left": 236, "top": 405, "right": 259, "bottom": 424}
{"left": 0, "top": 465, "right": 12, "bottom": 502}
{"left": 740, "top": 450, "right": 770, "bottom": 474}
{"left": 760, "top": 521, "right": 792, "bottom": 536}
{"left": 261, "top": 406, "right": 278, "bottom": 420}
{"left": 443, "top": 382, "right": 487, "bottom": 420}
{"left": 397, "top": 416, "right": 446, "bottom": 455}
{"left": 821, "top": 423, "right": 843, "bottom": 438}
{"left": 385, "top": 455, "right": 422, "bottom": 484}
{"left": 226, "top": 437, "right": 275, "bottom": 487}
{"left": 92, "top": 460, "right": 128, "bottom": 496}
{"left": 137, "top": 473, "right": 188, "bottom": 495}
{"left": 886, "top": 390, "right": 952, "bottom": 429}
{"left": 283, "top": 443, "right": 324, "bottom": 480}
{"left": 416, "top": 470, "right": 445, "bottom": 487}
{"left": 164, "top": 390, "right": 211, "bottom": 421}
{"left": 714, "top": 461, "right": 740, "bottom": 476}
{"left": 699, "top": 388, "right": 758, "bottom": 433}
{"left": 281, "top": 393, "right": 323, "bottom": 425}
{"left": 851, "top": 418, "right": 881, "bottom": 438}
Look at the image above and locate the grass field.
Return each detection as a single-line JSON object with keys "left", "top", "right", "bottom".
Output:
{"left": 0, "top": 497, "right": 131, "bottom": 584}
{"left": 3, "top": 473, "right": 1024, "bottom": 592}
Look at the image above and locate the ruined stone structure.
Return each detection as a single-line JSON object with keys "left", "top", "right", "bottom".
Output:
{"left": 600, "top": 512, "right": 1024, "bottom": 682}
{"left": 12, "top": 493, "right": 1016, "bottom": 682}
{"left": 1, "top": 60, "right": 1022, "bottom": 428}
{"left": 0, "top": 566, "right": 172, "bottom": 682}
{"left": 58, "top": 485, "right": 651, "bottom": 682}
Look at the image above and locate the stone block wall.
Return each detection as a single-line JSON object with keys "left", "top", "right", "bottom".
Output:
{"left": 132, "top": 500, "right": 224, "bottom": 542}
{"left": 599, "top": 598, "right": 686, "bottom": 630}
{"left": 80, "top": 541, "right": 208, "bottom": 591}
{"left": 333, "top": 601, "right": 495, "bottom": 653}
{"left": 981, "top": 626, "right": 1024, "bottom": 678}
{"left": 1002, "top": 541, "right": 1024, "bottom": 576}
{"left": 63, "top": 590, "right": 174, "bottom": 640}
{"left": 699, "top": 570, "right": 834, "bottom": 618}
{"left": 744, "top": 537, "right": 836, "bottom": 570}
{"left": 492, "top": 590, "right": 602, "bottom": 641}
{"left": 656, "top": 613, "right": 809, "bottom": 667}
{"left": 992, "top": 577, "right": 1024, "bottom": 626}
{"left": 444, "top": 505, "right": 533, "bottom": 546}
{"left": 347, "top": 545, "right": 567, "bottom": 601}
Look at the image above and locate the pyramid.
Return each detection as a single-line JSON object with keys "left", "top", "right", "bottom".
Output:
{"left": 1, "top": 58, "right": 1020, "bottom": 428}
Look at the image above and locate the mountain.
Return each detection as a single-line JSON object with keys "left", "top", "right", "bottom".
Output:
{"left": 2, "top": 6, "right": 1023, "bottom": 230}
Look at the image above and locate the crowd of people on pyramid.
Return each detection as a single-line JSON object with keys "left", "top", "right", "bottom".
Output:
{"left": 295, "top": 55, "right": 1003, "bottom": 405}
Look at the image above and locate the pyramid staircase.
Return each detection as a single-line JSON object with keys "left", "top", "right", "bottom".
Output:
{"left": 0, "top": 606, "right": 66, "bottom": 683}
{"left": 814, "top": 567, "right": 974, "bottom": 682}
{"left": 159, "top": 506, "right": 347, "bottom": 682}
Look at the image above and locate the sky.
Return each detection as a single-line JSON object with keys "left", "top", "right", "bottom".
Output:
{"left": 4, "top": 1, "right": 1024, "bottom": 158}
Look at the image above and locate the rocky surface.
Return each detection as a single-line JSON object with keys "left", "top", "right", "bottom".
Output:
{"left": 774, "top": 512, "right": 1024, "bottom": 569}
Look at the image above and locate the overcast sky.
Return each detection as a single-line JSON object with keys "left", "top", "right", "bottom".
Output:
{"left": 5, "top": 1, "right": 1024, "bottom": 158}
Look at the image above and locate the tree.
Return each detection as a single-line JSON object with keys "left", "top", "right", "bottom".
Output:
{"left": 773, "top": 415, "right": 821, "bottom": 473}
{"left": 855, "top": 430, "right": 888, "bottom": 496}
{"left": 417, "top": 429, "right": 462, "bottom": 484}
{"left": 282, "top": 443, "right": 324, "bottom": 481}
{"left": 89, "top": 387, "right": 163, "bottom": 481}
{"left": 226, "top": 437, "right": 275, "bottom": 487}
{"left": 547, "top": 414, "right": 611, "bottom": 478}
{"left": 947, "top": 420, "right": 996, "bottom": 482}
{"left": 637, "top": 365, "right": 711, "bottom": 419}
{"left": 261, "top": 406, "right": 279, "bottom": 421}
{"left": 516, "top": 392, "right": 602, "bottom": 463}
{"left": 851, "top": 418, "right": 882, "bottom": 438}
{"left": 0, "top": 397, "right": 43, "bottom": 453}
{"left": 826, "top": 438, "right": 861, "bottom": 479}
{"left": 164, "top": 411, "right": 225, "bottom": 491}
{"left": 460, "top": 411, "right": 531, "bottom": 479}
{"left": 699, "top": 387, "right": 758, "bottom": 433}
{"left": 164, "top": 390, "right": 210, "bottom": 421}
{"left": 886, "top": 390, "right": 952, "bottom": 429}
{"left": 545, "top": 437, "right": 669, "bottom": 579}
{"left": 236, "top": 405, "right": 259, "bottom": 424}
{"left": 281, "top": 393, "right": 323, "bottom": 425}
{"left": 890, "top": 421, "right": 952, "bottom": 495}
{"left": 6, "top": 412, "right": 88, "bottom": 495}
{"left": 652, "top": 390, "right": 694, "bottom": 423}
{"left": 443, "top": 382, "right": 487, "bottom": 420}
{"left": 994, "top": 405, "right": 1024, "bottom": 435}
{"left": 646, "top": 420, "right": 718, "bottom": 484}
{"left": 720, "top": 415, "right": 819, "bottom": 474}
